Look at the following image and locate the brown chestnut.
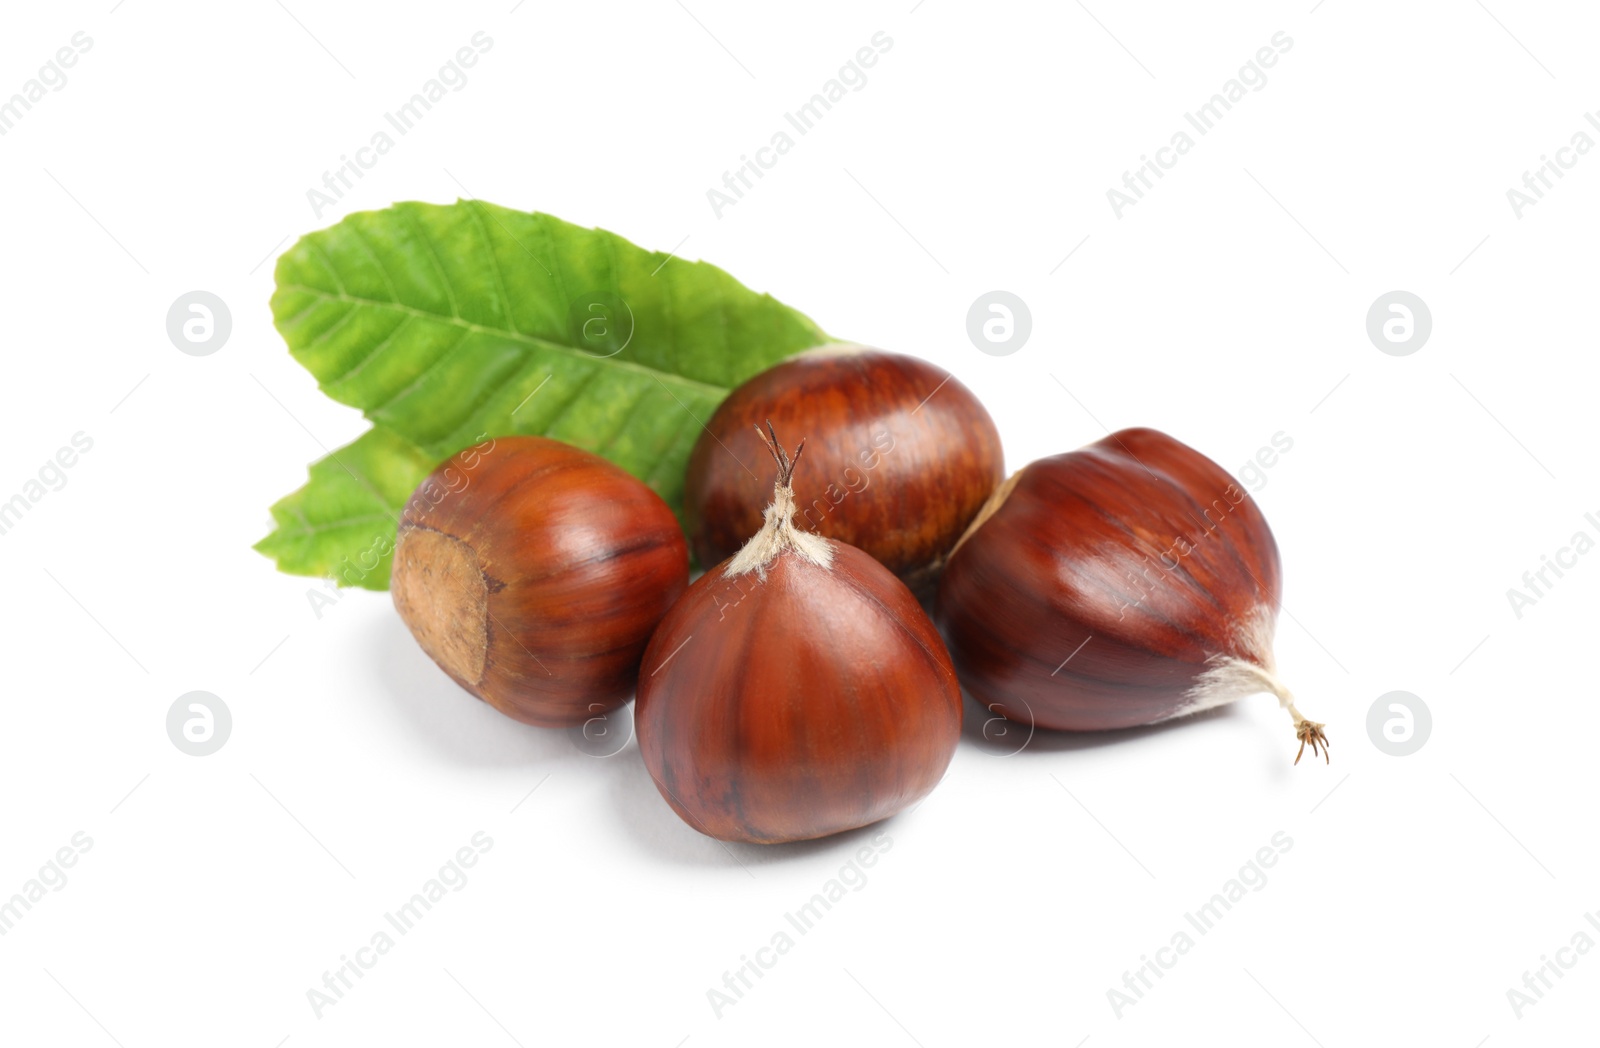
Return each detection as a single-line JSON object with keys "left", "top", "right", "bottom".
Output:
{"left": 684, "top": 346, "right": 1004, "bottom": 594}
{"left": 637, "top": 426, "right": 963, "bottom": 843}
{"left": 936, "top": 427, "right": 1328, "bottom": 763}
{"left": 391, "top": 435, "right": 688, "bottom": 728}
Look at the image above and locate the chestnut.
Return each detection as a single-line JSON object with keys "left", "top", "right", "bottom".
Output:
{"left": 936, "top": 427, "right": 1328, "bottom": 763}
{"left": 684, "top": 346, "right": 1004, "bottom": 594}
{"left": 391, "top": 435, "right": 688, "bottom": 728}
{"left": 637, "top": 426, "right": 963, "bottom": 843}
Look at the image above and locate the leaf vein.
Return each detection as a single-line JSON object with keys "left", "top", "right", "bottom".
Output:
{"left": 597, "top": 382, "right": 656, "bottom": 453}
{"left": 344, "top": 221, "right": 402, "bottom": 303}
{"left": 466, "top": 200, "right": 519, "bottom": 336}
{"left": 276, "top": 295, "right": 327, "bottom": 329}
{"left": 306, "top": 240, "right": 349, "bottom": 296}
{"left": 325, "top": 313, "right": 413, "bottom": 387}
{"left": 397, "top": 206, "right": 460, "bottom": 319}
{"left": 369, "top": 326, "right": 474, "bottom": 416}
{"left": 277, "top": 285, "right": 729, "bottom": 397}
{"left": 642, "top": 408, "right": 696, "bottom": 488}
{"left": 301, "top": 302, "right": 361, "bottom": 350}
{"left": 532, "top": 366, "right": 599, "bottom": 436}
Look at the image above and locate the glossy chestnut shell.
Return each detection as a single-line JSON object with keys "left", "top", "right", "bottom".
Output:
{"left": 684, "top": 346, "right": 1004, "bottom": 592}
{"left": 937, "top": 427, "right": 1292, "bottom": 735}
{"left": 638, "top": 431, "right": 963, "bottom": 843}
{"left": 391, "top": 435, "right": 688, "bottom": 728}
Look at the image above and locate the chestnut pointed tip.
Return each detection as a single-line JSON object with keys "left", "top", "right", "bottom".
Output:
{"left": 752, "top": 420, "right": 807, "bottom": 489}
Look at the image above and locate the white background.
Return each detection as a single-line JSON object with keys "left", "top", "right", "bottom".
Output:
{"left": 1, "top": 1, "right": 1595, "bottom": 1045}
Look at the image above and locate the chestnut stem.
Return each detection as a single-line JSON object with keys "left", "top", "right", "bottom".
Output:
{"left": 1192, "top": 651, "right": 1329, "bottom": 766}
{"left": 1267, "top": 677, "right": 1330, "bottom": 767}
{"left": 726, "top": 423, "right": 833, "bottom": 579}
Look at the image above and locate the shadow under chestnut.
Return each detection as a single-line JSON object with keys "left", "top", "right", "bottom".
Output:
{"left": 606, "top": 728, "right": 909, "bottom": 871}
{"left": 959, "top": 690, "right": 1243, "bottom": 756}
{"left": 368, "top": 610, "right": 579, "bottom": 769}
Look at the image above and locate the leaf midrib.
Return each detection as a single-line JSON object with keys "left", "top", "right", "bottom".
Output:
{"left": 278, "top": 284, "right": 733, "bottom": 399}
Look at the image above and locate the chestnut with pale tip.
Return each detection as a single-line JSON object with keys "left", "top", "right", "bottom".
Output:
{"left": 936, "top": 427, "right": 1329, "bottom": 763}
{"left": 684, "top": 345, "right": 1004, "bottom": 594}
{"left": 391, "top": 435, "right": 688, "bottom": 728}
{"left": 637, "top": 424, "right": 964, "bottom": 843}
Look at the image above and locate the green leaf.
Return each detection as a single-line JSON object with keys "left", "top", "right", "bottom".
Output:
{"left": 255, "top": 426, "right": 436, "bottom": 591}
{"left": 258, "top": 200, "right": 829, "bottom": 586}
